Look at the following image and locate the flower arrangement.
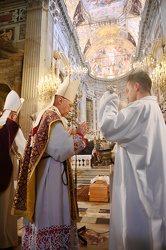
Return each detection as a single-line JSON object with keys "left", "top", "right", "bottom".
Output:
{"left": 37, "top": 73, "right": 61, "bottom": 102}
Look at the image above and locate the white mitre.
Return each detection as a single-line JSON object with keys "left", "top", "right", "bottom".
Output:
{"left": 0, "top": 90, "right": 24, "bottom": 125}
{"left": 4, "top": 90, "right": 24, "bottom": 113}
{"left": 32, "top": 76, "right": 80, "bottom": 128}
{"left": 56, "top": 76, "right": 80, "bottom": 103}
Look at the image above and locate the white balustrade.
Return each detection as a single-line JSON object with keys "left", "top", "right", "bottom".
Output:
{"left": 71, "top": 155, "right": 92, "bottom": 169}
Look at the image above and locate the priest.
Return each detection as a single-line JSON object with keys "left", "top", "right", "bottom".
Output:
{"left": 12, "top": 76, "right": 88, "bottom": 249}
{"left": 99, "top": 70, "right": 166, "bottom": 250}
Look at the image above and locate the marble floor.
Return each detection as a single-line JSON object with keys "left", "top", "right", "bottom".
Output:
{"left": 15, "top": 200, "right": 110, "bottom": 250}
{"left": 78, "top": 201, "right": 110, "bottom": 249}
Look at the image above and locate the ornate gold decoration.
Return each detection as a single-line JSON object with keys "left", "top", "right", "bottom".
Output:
{"left": 37, "top": 69, "right": 61, "bottom": 102}
{"left": 133, "top": 52, "right": 166, "bottom": 103}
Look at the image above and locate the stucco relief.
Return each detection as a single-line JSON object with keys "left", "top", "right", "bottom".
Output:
{"left": 49, "top": 0, "right": 60, "bottom": 22}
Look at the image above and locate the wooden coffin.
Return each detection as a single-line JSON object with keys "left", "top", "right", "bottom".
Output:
{"left": 89, "top": 180, "right": 109, "bottom": 202}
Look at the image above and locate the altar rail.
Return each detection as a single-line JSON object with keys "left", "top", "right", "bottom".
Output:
{"left": 71, "top": 155, "right": 92, "bottom": 169}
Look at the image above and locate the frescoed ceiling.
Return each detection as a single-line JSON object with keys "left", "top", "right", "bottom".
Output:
{"left": 64, "top": 0, "right": 146, "bottom": 79}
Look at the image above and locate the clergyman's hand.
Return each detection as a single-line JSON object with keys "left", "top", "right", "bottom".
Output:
{"left": 76, "top": 122, "right": 89, "bottom": 136}
{"left": 69, "top": 127, "right": 76, "bottom": 135}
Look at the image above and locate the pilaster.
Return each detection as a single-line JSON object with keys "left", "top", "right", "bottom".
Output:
{"left": 20, "top": 0, "right": 49, "bottom": 136}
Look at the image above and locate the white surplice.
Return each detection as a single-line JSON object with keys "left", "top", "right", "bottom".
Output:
{"left": 99, "top": 92, "right": 166, "bottom": 250}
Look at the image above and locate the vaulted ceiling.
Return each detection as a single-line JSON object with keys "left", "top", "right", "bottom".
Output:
{"left": 64, "top": 0, "right": 146, "bottom": 79}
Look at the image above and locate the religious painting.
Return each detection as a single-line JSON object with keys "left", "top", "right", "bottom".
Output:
{"left": 129, "top": 0, "right": 142, "bottom": 16}
{"left": 89, "top": 45, "right": 132, "bottom": 78}
{"left": 73, "top": 0, "right": 85, "bottom": 27}
{"left": 64, "top": 0, "right": 79, "bottom": 20}
{"left": 82, "top": 0, "right": 125, "bottom": 21}
{"left": 64, "top": 0, "right": 145, "bottom": 80}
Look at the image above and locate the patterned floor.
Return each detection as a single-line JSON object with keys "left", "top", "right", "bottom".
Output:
{"left": 78, "top": 201, "right": 110, "bottom": 225}
{"left": 77, "top": 201, "right": 110, "bottom": 249}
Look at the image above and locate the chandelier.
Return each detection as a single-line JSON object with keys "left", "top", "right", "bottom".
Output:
{"left": 133, "top": 54, "right": 166, "bottom": 102}
{"left": 150, "top": 60, "right": 166, "bottom": 102}
{"left": 37, "top": 69, "right": 61, "bottom": 102}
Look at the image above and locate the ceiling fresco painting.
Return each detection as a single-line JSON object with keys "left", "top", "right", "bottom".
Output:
{"left": 82, "top": 0, "right": 125, "bottom": 21}
{"left": 89, "top": 45, "right": 132, "bottom": 78}
{"left": 64, "top": 0, "right": 146, "bottom": 79}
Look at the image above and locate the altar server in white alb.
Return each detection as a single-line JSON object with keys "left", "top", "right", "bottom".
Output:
{"left": 0, "top": 90, "right": 26, "bottom": 249}
{"left": 99, "top": 70, "right": 166, "bottom": 250}
{"left": 12, "top": 76, "right": 88, "bottom": 249}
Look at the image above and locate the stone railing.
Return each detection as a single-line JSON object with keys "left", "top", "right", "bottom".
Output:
{"left": 71, "top": 155, "right": 92, "bottom": 169}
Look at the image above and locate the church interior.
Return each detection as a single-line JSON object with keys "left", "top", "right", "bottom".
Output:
{"left": 0, "top": 0, "right": 166, "bottom": 249}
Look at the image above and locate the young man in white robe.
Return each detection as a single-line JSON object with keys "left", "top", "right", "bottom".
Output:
{"left": 99, "top": 70, "right": 166, "bottom": 250}
{"left": 0, "top": 90, "right": 26, "bottom": 249}
{"left": 12, "top": 77, "right": 88, "bottom": 249}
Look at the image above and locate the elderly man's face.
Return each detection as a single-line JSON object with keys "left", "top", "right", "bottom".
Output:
{"left": 59, "top": 97, "right": 73, "bottom": 117}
